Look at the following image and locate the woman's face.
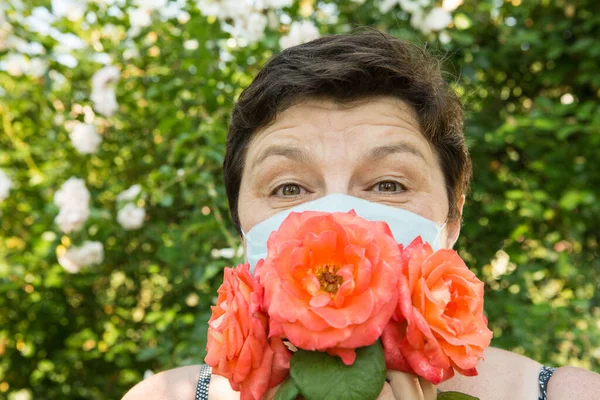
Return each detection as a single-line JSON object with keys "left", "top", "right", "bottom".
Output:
{"left": 238, "top": 96, "right": 464, "bottom": 249}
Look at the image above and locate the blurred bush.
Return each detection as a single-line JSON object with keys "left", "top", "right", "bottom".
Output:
{"left": 0, "top": 0, "right": 598, "bottom": 398}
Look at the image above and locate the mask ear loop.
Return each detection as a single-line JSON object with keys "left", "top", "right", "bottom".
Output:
{"left": 438, "top": 220, "right": 448, "bottom": 232}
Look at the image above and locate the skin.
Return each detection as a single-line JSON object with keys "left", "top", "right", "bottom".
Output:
{"left": 123, "top": 97, "right": 600, "bottom": 400}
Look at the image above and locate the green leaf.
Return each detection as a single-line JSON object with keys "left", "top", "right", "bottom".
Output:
{"left": 290, "top": 342, "right": 386, "bottom": 400}
{"left": 438, "top": 392, "right": 480, "bottom": 400}
{"left": 274, "top": 377, "right": 301, "bottom": 400}
{"left": 136, "top": 347, "right": 159, "bottom": 362}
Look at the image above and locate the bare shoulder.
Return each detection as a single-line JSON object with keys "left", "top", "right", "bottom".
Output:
{"left": 437, "top": 347, "right": 542, "bottom": 400}
{"left": 549, "top": 366, "right": 600, "bottom": 400}
{"left": 121, "top": 365, "right": 201, "bottom": 400}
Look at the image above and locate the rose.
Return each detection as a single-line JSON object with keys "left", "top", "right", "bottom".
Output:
{"left": 69, "top": 122, "right": 102, "bottom": 155}
{"left": 53, "top": 177, "right": 91, "bottom": 233}
{"left": 205, "top": 263, "right": 291, "bottom": 400}
{"left": 90, "top": 65, "right": 119, "bottom": 117}
{"left": 256, "top": 211, "right": 401, "bottom": 365}
{"left": 381, "top": 237, "right": 493, "bottom": 384}
{"left": 0, "top": 168, "right": 13, "bottom": 202}
{"left": 117, "top": 203, "right": 146, "bottom": 230}
{"left": 57, "top": 241, "right": 104, "bottom": 274}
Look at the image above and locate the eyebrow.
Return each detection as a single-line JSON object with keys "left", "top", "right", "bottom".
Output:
{"left": 363, "top": 142, "right": 429, "bottom": 166}
{"left": 250, "top": 141, "right": 429, "bottom": 171}
{"left": 251, "top": 145, "right": 313, "bottom": 170}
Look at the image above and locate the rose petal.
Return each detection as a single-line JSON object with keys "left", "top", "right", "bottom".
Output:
{"left": 327, "top": 347, "right": 357, "bottom": 366}
{"left": 310, "top": 293, "right": 332, "bottom": 308}
{"left": 386, "top": 238, "right": 493, "bottom": 384}
{"left": 311, "top": 289, "right": 375, "bottom": 328}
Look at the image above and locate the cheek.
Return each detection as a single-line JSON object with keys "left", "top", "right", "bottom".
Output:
{"left": 402, "top": 187, "right": 449, "bottom": 227}
{"left": 237, "top": 185, "right": 274, "bottom": 234}
{"left": 406, "top": 199, "right": 438, "bottom": 223}
{"left": 427, "top": 164, "right": 451, "bottom": 224}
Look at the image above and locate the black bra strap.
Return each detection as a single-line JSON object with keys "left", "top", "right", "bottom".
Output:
{"left": 194, "top": 363, "right": 556, "bottom": 399}
{"left": 195, "top": 364, "right": 211, "bottom": 400}
{"left": 538, "top": 366, "right": 555, "bottom": 400}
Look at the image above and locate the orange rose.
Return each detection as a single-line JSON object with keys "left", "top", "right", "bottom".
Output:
{"left": 205, "top": 264, "right": 291, "bottom": 400}
{"left": 381, "top": 237, "right": 493, "bottom": 384}
{"left": 256, "top": 211, "right": 401, "bottom": 365}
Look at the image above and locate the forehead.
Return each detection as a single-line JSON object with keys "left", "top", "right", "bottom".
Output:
{"left": 244, "top": 96, "right": 435, "bottom": 166}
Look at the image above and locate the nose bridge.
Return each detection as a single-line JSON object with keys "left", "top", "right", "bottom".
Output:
{"left": 317, "top": 124, "right": 355, "bottom": 197}
{"left": 320, "top": 150, "right": 353, "bottom": 196}
{"left": 324, "top": 175, "right": 351, "bottom": 196}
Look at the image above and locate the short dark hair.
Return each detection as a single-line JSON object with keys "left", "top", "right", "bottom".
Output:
{"left": 224, "top": 30, "right": 471, "bottom": 233}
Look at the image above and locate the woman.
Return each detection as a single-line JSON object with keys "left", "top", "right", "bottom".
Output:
{"left": 123, "top": 31, "right": 600, "bottom": 399}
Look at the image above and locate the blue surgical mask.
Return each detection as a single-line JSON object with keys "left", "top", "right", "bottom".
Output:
{"left": 242, "top": 193, "right": 447, "bottom": 273}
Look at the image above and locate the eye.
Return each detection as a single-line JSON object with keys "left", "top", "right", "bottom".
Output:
{"left": 272, "top": 183, "right": 304, "bottom": 197}
{"left": 372, "top": 180, "right": 406, "bottom": 193}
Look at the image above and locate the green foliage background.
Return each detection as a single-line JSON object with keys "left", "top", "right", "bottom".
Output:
{"left": 1, "top": 0, "right": 599, "bottom": 398}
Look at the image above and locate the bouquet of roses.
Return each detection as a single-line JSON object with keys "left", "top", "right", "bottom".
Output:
{"left": 205, "top": 211, "right": 493, "bottom": 400}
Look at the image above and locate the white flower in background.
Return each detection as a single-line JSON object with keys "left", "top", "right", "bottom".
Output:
{"left": 316, "top": 2, "right": 339, "bottom": 25}
{"left": 398, "top": 0, "right": 424, "bottom": 13}
{"left": 58, "top": 241, "right": 104, "bottom": 274}
{"left": 143, "top": 370, "right": 155, "bottom": 380}
{"left": 410, "top": 9, "right": 426, "bottom": 31}
{"left": 54, "top": 177, "right": 90, "bottom": 208}
{"left": 127, "top": 7, "right": 152, "bottom": 36}
{"left": 160, "top": 0, "right": 188, "bottom": 21}
{"left": 101, "top": 23, "right": 123, "bottom": 42}
{"left": 211, "top": 247, "right": 236, "bottom": 259}
{"left": 123, "top": 46, "right": 141, "bottom": 60}
{"left": 24, "top": 7, "right": 57, "bottom": 37}
{"left": 91, "top": 65, "right": 120, "bottom": 117}
{"left": 0, "top": 8, "right": 14, "bottom": 51}
{"left": 116, "top": 184, "right": 142, "bottom": 201}
{"left": 69, "top": 122, "right": 102, "bottom": 155}
{"left": 377, "top": 0, "right": 452, "bottom": 36}
{"left": 231, "top": 12, "right": 268, "bottom": 43}
{"left": 442, "top": 0, "right": 463, "bottom": 11}
{"left": 90, "top": 52, "right": 112, "bottom": 65}
{"left": 3, "top": 53, "right": 28, "bottom": 76}
{"left": 54, "top": 206, "right": 90, "bottom": 233}
{"left": 58, "top": 253, "right": 80, "bottom": 273}
{"left": 439, "top": 30, "right": 451, "bottom": 44}
{"left": 52, "top": 0, "right": 86, "bottom": 21}
{"left": 279, "top": 20, "right": 320, "bottom": 49}
{"left": 10, "top": 389, "right": 32, "bottom": 400}
{"left": 16, "top": 41, "right": 45, "bottom": 56}
{"left": 135, "top": 0, "right": 169, "bottom": 11}
{"left": 378, "top": 0, "right": 400, "bottom": 13}
{"left": 54, "top": 53, "right": 78, "bottom": 68}
{"left": 177, "top": 10, "right": 191, "bottom": 24}
{"left": 53, "top": 177, "right": 91, "bottom": 233}
{"left": 1, "top": 54, "right": 48, "bottom": 78}
{"left": 258, "top": 0, "right": 294, "bottom": 8}
{"left": 128, "top": 0, "right": 176, "bottom": 35}
{"left": 27, "top": 57, "right": 48, "bottom": 78}
{"left": 0, "top": 169, "right": 13, "bottom": 203}
{"left": 197, "top": 0, "right": 299, "bottom": 45}
{"left": 183, "top": 39, "right": 199, "bottom": 50}
{"left": 117, "top": 203, "right": 146, "bottom": 230}
{"left": 491, "top": 250, "right": 509, "bottom": 277}
{"left": 197, "top": 0, "right": 251, "bottom": 20}
{"left": 78, "top": 241, "right": 104, "bottom": 265}
{"left": 52, "top": 31, "right": 86, "bottom": 52}
{"left": 422, "top": 7, "right": 452, "bottom": 32}
{"left": 91, "top": 65, "right": 120, "bottom": 93}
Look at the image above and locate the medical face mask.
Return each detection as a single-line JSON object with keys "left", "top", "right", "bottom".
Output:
{"left": 242, "top": 193, "right": 447, "bottom": 273}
